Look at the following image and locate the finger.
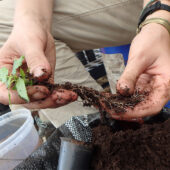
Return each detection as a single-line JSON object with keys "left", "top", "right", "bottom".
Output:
{"left": 24, "top": 48, "right": 51, "bottom": 81}
{"left": 0, "top": 48, "right": 14, "bottom": 73}
{"left": 23, "top": 97, "right": 56, "bottom": 109}
{"left": 117, "top": 45, "right": 151, "bottom": 95}
{"left": 99, "top": 100, "right": 143, "bottom": 123}
{"left": 117, "top": 77, "right": 170, "bottom": 119}
{"left": 112, "top": 115, "right": 144, "bottom": 123}
{"left": 135, "top": 74, "right": 152, "bottom": 92}
{"left": 27, "top": 85, "right": 50, "bottom": 101}
{"left": 44, "top": 34, "right": 56, "bottom": 79}
{"left": 51, "top": 89, "right": 78, "bottom": 101}
{"left": 23, "top": 90, "right": 78, "bottom": 109}
{"left": 44, "top": 42, "right": 56, "bottom": 84}
{"left": 0, "top": 84, "right": 50, "bottom": 105}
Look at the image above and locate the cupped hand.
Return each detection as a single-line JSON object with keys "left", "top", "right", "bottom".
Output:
{"left": 103, "top": 23, "right": 170, "bottom": 121}
{"left": 0, "top": 19, "right": 77, "bottom": 107}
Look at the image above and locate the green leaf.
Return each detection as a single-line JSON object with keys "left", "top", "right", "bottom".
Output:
{"left": 20, "top": 68, "right": 25, "bottom": 79}
{"left": 25, "top": 79, "right": 33, "bottom": 86}
{"left": 0, "top": 67, "right": 8, "bottom": 83}
{"left": 16, "top": 77, "right": 29, "bottom": 102}
{"left": 29, "top": 80, "right": 33, "bottom": 86}
{"left": 12, "top": 56, "right": 25, "bottom": 75}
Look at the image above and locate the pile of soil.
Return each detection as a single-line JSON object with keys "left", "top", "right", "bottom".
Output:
{"left": 91, "top": 119, "right": 170, "bottom": 170}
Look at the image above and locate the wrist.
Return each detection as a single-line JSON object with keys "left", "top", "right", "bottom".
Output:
{"left": 140, "top": 21, "right": 170, "bottom": 38}
{"left": 141, "top": 21, "right": 168, "bottom": 32}
{"left": 14, "top": 14, "right": 50, "bottom": 31}
{"left": 14, "top": 0, "right": 54, "bottom": 31}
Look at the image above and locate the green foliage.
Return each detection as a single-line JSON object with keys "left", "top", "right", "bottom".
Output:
{"left": 16, "top": 77, "right": 29, "bottom": 102}
{"left": 12, "top": 56, "right": 25, "bottom": 75}
{"left": 20, "top": 68, "right": 25, "bottom": 79}
{"left": 0, "top": 56, "right": 31, "bottom": 104}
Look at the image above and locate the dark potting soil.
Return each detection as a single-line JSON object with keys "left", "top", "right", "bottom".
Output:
{"left": 45, "top": 82, "right": 147, "bottom": 114}
{"left": 91, "top": 119, "right": 170, "bottom": 170}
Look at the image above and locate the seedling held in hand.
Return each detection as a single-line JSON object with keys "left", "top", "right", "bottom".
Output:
{"left": 0, "top": 56, "right": 33, "bottom": 104}
{"left": 0, "top": 56, "right": 147, "bottom": 119}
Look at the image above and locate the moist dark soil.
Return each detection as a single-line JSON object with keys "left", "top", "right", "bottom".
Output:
{"left": 91, "top": 119, "right": 170, "bottom": 170}
{"left": 38, "top": 82, "right": 148, "bottom": 114}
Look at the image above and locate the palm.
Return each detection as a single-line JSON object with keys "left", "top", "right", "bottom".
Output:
{"left": 0, "top": 23, "right": 55, "bottom": 105}
{"left": 109, "top": 24, "right": 170, "bottom": 120}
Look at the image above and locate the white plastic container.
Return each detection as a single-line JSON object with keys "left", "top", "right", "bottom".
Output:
{"left": 0, "top": 109, "right": 40, "bottom": 170}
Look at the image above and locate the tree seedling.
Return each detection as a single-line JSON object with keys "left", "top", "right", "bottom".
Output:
{"left": 0, "top": 56, "right": 33, "bottom": 104}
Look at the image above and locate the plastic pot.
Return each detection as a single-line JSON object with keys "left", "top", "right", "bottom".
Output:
{"left": 0, "top": 109, "right": 40, "bottom": 170}
{"left": 57, "top": 137, "right": 92, "bottom": 170}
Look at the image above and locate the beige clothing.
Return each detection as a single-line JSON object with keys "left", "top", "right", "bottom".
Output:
{"left": 0, "top": 0, "right": 143, "bottom": 127}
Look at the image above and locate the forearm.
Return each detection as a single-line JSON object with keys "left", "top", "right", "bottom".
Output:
{"left": 14, "top": 0, "right": 54, "bottom": 30}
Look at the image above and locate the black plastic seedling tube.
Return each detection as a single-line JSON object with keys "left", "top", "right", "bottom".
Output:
{"left": 57, "top": 137, "right": 92, "bottom": 170}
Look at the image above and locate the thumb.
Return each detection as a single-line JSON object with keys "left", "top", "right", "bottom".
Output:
{"left": 117, "top": 53, "right": 148, "bottom": 95}
{"left": 24, "top": 48, "right": 51, "bottom": 81}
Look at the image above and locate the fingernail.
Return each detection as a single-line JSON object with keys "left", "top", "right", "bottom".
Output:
{"left": 33, "top": 67, "right": 49, "bottom": 81}
{"left": 118, "top": 85, "right": 131, "bottom": 96}
{"left": 56, "top": 96, "right": 62, "bottom": 103}
{"left": 53, "top": 92, "right": 64, "bottom": 103}
{"left": 55, "top": 95, "right": 69, "bottom": 104}
{"left": 52, "top": 91, "right": 62, "bottom": 100}
{"left": 33, "top": 67, "right": 44, "bottom": 77}
{"left": 111, "top": 114, "right": 120, "bottom": 119}
{"left": 71, "top": 92, "right": 78, "bottom": 101}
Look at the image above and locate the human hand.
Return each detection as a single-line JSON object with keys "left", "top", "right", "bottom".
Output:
{"left": 0, "top": 19, "right": 77, "bottom": 108}
{"left": 114, "top": 23, "right": 170, "bottom": 120}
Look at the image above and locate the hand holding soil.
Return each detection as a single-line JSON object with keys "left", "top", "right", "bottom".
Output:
{"left": 116, "top": 23, "right": 170, "bottom": 120}
{"left": 0, "top": 53, "right": 165, "bottom": 123}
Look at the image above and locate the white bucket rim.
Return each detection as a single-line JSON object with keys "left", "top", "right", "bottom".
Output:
{"left": 0, "top": 109, "right": 33, "bottom": 157}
